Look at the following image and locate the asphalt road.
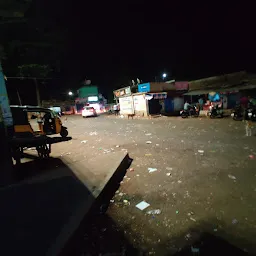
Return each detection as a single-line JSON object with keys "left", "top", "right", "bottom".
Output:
{"left": 53, "top": 114, "right": 256, "bottom": 255}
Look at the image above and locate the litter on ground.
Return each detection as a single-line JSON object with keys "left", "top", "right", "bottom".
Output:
{"left": 146, "top": 141, "right": 152, "bottom": 144}
{"left": 148, "top": 168, "right": 158, "bottom": 173}
{"left": 147, "top": 209, "right": 161, "bottom": 215}
{"left": 228, "top": 174, "right": 236, "bottom": 180}
{"left": 136, "top": 201, "right": 150, "bottom": 211}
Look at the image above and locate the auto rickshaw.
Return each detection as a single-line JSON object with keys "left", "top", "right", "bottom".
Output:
{"left": 10, "top": 105, "right": 68, "bottom": 138}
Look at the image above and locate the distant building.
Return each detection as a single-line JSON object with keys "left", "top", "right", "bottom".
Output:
{"left": 76, "top": 85, "right": 107, "bottom": 113}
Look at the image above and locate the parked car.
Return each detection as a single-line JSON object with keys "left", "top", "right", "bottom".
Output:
{"left": 82, "top": 107, "right": 97, "bottom": 118}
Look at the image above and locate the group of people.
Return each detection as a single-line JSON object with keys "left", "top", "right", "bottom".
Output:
{"left": 183, "top": 97, "right": 205, "bottom": 112}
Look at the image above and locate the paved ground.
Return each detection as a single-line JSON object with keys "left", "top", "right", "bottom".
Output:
{"left": 53, "top": 114, "right": 256, "bottom": 255}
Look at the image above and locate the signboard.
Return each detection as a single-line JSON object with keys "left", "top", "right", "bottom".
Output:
{"left": 0, "top": 64, "right": 13, "bottom": 127}
{"left": 138, "top": 83, "right": 150, "bottom": 93}
{"left": 133, "top": 94, "right": 147, "bottom": 111}
{"left": 88, "top": 96, "right": 99, "bottom": 102}
{"left": 119, "top": 96, "right": 134, "bottom": 115}
{"left": 113, "top": 86, "right": 131, "bottom": 98}
{"left": 174, "top": 82, "right": 189, "bottom": 91}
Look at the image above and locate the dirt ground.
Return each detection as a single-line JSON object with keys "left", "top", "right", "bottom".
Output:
{"left": 53, "top": 115, "right": 256, "bottom": 255}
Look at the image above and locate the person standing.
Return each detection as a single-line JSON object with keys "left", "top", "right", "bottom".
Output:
{"left": 198, "top": 97, "right": 204, "bottom": 111}
{"left": 113, "top": 104, "right": 118, "bottom": 115}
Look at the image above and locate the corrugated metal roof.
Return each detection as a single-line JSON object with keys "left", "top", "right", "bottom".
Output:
{"left": 183, "top": 83, "right": 256, "bottom": 96}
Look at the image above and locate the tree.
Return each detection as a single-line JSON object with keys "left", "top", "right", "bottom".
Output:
{"left": 18, "top": 64, "right": 52, "bottom": 105}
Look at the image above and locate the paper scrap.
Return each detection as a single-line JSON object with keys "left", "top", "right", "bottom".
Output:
{"left": 136, "top": 201, "right": 150, "bottom": 211}
{"left": 148, "top": 167, "right": 158, "bottom": 173}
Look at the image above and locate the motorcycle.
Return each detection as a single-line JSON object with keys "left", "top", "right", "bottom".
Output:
{"left": 231, "top": 104, "right": 243, "bottom": 121}
{"left": 180, "top": 106, "right": 199, "bottom": 118}
{"left": 246, "top": 107, "right": 256, "bottom": 121}
{"left": 209, "top": 105, "right": 223, "bottom": 118}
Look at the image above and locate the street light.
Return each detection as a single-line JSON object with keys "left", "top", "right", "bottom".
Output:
{"left": 68, "top": 91, "right": 73, "bottom": 96}
{"left": 162, "top": 73, "right": 167, "bottom": 79}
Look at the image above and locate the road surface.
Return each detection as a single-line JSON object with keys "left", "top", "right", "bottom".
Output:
{"left": 53, "top": 114, "right": 256, "bottom": 255}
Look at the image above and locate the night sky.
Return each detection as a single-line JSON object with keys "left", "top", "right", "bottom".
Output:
{"left": 3, "top": 1, "right": 256, "bottom": 102}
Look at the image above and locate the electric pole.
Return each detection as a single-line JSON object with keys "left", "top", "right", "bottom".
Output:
{"left": 0, "top": 62, "right": 14, "bottom": 186}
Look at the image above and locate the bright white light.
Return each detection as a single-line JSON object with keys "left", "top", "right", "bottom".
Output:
{"left": 68, "top": 91, "right": 73, "bottom": 96}
{"left": 162, "top": 73, "right": 167, "bottom": 78}
{"left": 88, "top": 96, "right": 98, "bottom": 102}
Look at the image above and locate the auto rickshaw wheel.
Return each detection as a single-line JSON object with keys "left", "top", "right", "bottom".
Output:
{"left": 36, "top": 144, "right": 50, "bottom": 159}
{"left": 60, "top": 128, "right": 68, "bottom": 137}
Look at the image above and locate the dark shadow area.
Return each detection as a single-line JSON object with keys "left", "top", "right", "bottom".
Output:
{"left": 0, "top": 152, "right": 135, "bottom": 256}
{"left": 173, "top": 232, "right": 249, "bottom": 256}
{"left": 152, "top": 219, "right": 254, "bottom": 256}
{"left": 162, "top": 111, "right": 181, "bottom": 117}
{"left": 62, "top": 156, "right": 134, "bottom": 256}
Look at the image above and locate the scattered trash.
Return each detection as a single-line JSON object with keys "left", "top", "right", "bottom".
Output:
{"left": 81, "top": 140, "right": 87, "bottom": 144}
{"left": 166, "top": 167, "right": 173, "bottom": 171}
{"left": 145, "top": 133, "right": 152, "bottom": 136}
{"left": 89, "top": 131, "right": 98, "bottom": 136}
{"left": 176, "top": 210, "right": 179, "bottom": 214}
{"left": 115, "top": 190, "right": 119, "bottom": 194}
{"left": 123, "top": 199, "right": 130, "bottom": 205}
{"left": 190, "top": 217, "right": 196, "bottom": 222}
{"left": 118, "top": 192, "right": 124, "bottom": 197}
{"left": 213, "top": 228, "right": 218, "bottom": 232}
{"left": 65, "top": 152, "right": 71, "bottom": 155}
{"left": 148, "top": 167, "right": 158, "bottom": 173}
{"left": 145, "top": 153, "right": 152, "bottom": 156}
{"left": 249, "top": 155, "right": 255, "bottom": 159}
{"left": 191, "top": 246, "right": 200, "bottom": 254}
{"left": 120, "top": 115, "right": 124, "bottom": 118}
{"left": 146, "top": 141, "right": 152, "bottom": 144}
{"left": 166, "top": 173, "right": 171, "bottom": 176}
{"left": 228, "top": 174, "right": 236, "bottom": 180}
{"left": 178, "top": 180, "right": 182, "bottom": 183}
{"left": 147, "top": 209, "right": 161, "bottom": 215}
{"left": 185, "top": 233, "right": 191, "bottom": 240}
{"left": 110, "top": 200, "right": 115, "bottom": 203}
{"left": 136, "top": 174, "right": 140, "bottom": 177}
{"left": 136, "top": 201, "right": 150, "bottom": 210}
{"left": 129, "top": 168, "right": 134, "bottom": 172}
{"left": 156, "top": 144, "right": 160, "bottom": 146}
{"left": 232, "top": 218, "right": 238, "bottom": 224}
{"left": 198, "top": 150, "right": 204, "bottom": 155}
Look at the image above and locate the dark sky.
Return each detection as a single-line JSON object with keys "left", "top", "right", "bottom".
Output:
{"left": 62, "top": 2, "right": 255, "bottom": 91}
{"left": 4, "top": 1, "right": 256, "bottom": 101}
